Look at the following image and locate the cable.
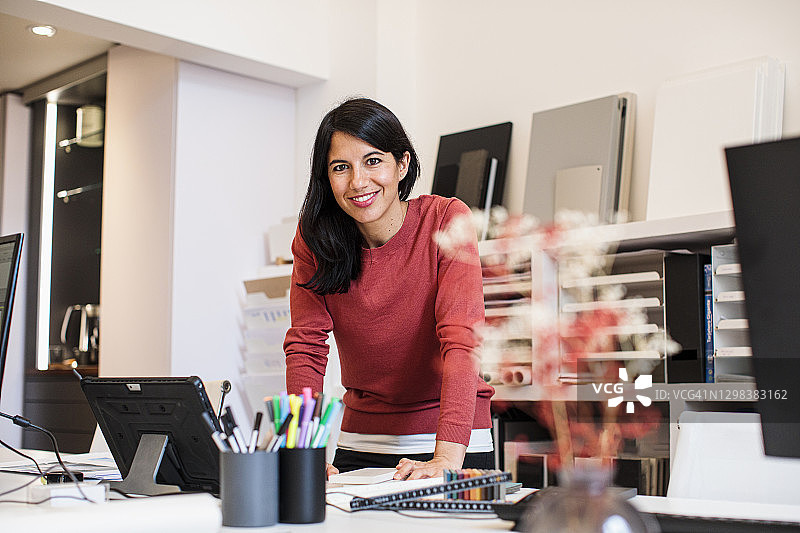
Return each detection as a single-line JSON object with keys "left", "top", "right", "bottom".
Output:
{"left": 0, "top": 411, "right": 94, "bottom": 503}
{"left": 0, "top": 463, "right": 59, "bottom": 499}
{"left": 0, "top": 438, "right": 44, "bottom": 476}
{"left": 1, "top": 495, "right": 93, "bottom": 505}
{"left": 217, "top": 380, "right": 231, "bottom": 420}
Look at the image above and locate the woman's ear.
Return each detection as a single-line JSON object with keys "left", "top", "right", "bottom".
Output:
{"left": 398, "top": 151, "right": 411, "bottom": 180}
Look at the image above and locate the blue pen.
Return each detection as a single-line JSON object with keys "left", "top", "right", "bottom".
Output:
{"left": 280, "top": 391, "right": 289, "bottom": 424}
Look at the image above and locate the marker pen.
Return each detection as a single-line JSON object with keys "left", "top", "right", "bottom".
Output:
{"left": 248, "top": 411, "right": 263, "bottom": 453}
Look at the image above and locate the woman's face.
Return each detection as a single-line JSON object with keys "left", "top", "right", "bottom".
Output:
{"left": 327, "top": 131, "right": 409, "bottom": 245}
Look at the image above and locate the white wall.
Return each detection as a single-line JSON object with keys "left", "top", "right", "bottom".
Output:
{"left": 102, "top": 46, "right": 296, "bottom": 421}
{"left": 170, "top": 61, "right": 296, "bottom": 418}
{"left": 407, "top": 0, "right": 800, "bottom": 220}
{"left": 293, "top": 0, "right": 379, "bottom": 208}
{"left": 100, "top": 46, "right": 177, "bottom": 378}
{"left": 0, "top": 94, "right": 30, "bottom": 446}
{"left": 0, "top": 0, "right": 330, "bottom": 87}
{"left": 292, "top": 0, "right": 421, "bottom": 209}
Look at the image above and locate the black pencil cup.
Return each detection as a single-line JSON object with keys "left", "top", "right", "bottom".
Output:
{"left": 220, "top": 450, "right": 279, "bottom": 527}
{"left": 278, "top": 447, "right": 326, "bottom": 523}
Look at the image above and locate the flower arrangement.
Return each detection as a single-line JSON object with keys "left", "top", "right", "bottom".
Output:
{"left": 437, "top": 207, "right": 679, "bottom": 473}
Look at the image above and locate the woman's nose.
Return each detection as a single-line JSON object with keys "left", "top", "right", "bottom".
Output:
{"left": 350, "top": 166, "right": 369, "bottom": 189}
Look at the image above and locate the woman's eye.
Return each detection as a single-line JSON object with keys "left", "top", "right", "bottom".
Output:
{"left": 366, "top": 157, "right": 381, "bottom": 166}
{"left": 332, "top": 164, "right": 348, "bottom": 172}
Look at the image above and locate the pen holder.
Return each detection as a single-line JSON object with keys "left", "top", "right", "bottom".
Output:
{"left": 220, "top": 450, "right": 279, "bottom": 527}
{"left": 278, "top": 447, "right": 326, "bottom": 523}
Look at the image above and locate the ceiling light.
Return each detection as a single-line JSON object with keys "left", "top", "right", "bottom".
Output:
{"left": 29, "top": 25, "right": 57, "bottom": 37}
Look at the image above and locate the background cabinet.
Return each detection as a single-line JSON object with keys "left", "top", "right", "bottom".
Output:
{"left": 485, "top": 211, "right": 753, "bottom": 495}
{"left": 711, "top": 243, "right": 754, "bottom": 381}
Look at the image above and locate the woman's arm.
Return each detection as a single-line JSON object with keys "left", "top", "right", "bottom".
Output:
{"left": 284, "top": 230, "right": 334, "bottom": 394}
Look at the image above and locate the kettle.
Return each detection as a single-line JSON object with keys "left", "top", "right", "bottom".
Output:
{"left": 60, "top": 304, "right": 100, "bottom": 365}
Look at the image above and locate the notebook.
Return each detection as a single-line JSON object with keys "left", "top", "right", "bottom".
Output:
{"left": 328, "top": 467, "right": 397, "bottom": 485}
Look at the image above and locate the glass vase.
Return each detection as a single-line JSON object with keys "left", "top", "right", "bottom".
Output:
{"left": 520, "top": 464, "right": 658, "bottom": 533}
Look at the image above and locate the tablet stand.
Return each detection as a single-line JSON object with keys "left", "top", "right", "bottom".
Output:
{"left": 108, "top": 434, "right": 181, "bottom": 496}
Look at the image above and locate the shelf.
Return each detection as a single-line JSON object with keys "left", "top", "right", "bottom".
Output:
{"left": 565, "top": 350, "right": 663, "bottom": 361}
{"left": 479, "top": 211, "right": 736, "bottom": 255}
{"left": 485, "top": 306, "right": 531, "bottom": 318}
{"left": 599, "top": 324, "right": 660, "bottom": 335}
{"left": 490, "top": 382, "right": 757, "bottom": 402}
{"left": 715, "top": 290, "right": 745, "bottom": 303}
{"left": 562, "top": 324, "right": 660, "bottom": 337}
{"left": 716, "top": 263, "right": 742, "bottom": 276}
{"left": 715, "top": 346, "right": 753, "bottom": 358}
{"left": 716, "top": 318, "right": 749, "bottom": 330}
{"left": 610, "top": 210, "right": 736, "bottom": 252}
{"left": 562, "top": 297, "right": 661, "bottom": 313}
{"left": 483, "top": 281, "right": 532, "bottom": 296}
{"left": 561, "top": 271, "right": 661, "bottom": 289}
{"left": 483, "top": 272, "right": 532, "bottom": 285}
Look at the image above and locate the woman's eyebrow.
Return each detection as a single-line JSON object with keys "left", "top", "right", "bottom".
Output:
{"left": 329, "top": 151, "right": 384, "bottom": 167}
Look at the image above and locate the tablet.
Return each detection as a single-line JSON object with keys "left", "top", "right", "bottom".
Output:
{"left": 328, "top": 467, "right": 397, "bottom": 485}
{"left": 81, "top": 376, "right": 220, "bottom": 494}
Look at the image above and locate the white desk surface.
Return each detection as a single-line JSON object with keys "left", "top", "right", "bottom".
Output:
{"left": 2, "top": 449, "right": 800, "bottom": 532}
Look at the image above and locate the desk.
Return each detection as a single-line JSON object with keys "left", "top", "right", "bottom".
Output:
{"left": 2, "top": 449, "right": 800, "bottom": 532}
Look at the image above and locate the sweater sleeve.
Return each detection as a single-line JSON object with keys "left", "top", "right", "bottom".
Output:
{"left": 283, "top": 229, "right": 332, "bottom": 395}
{"left": 433, "top": 199, "right": 485, "bottom": 446}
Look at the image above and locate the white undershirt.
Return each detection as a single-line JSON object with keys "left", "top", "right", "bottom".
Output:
{"left": 337, "top": 428, "right": 494, "bottom": 455}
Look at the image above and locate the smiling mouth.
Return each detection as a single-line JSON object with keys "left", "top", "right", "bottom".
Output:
{"left": 349, "top": 191, "right": 378, "bottom": 205}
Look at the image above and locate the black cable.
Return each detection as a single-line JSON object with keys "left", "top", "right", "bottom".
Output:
{"left": 0, "top": 438, "right": 44, "bottom": 476}
{"left": 1, "top": 495, "right": 93, "bottom": 505}
{"left": 0, "top": 464, "right": 60, "bottom": 499}
{"left": 0, "top": 411, "right": 94, "bottom": 503}
{"left": 0, "top": 460, "right": 99, "bottom": 506}
{"left": 217, "top": 380, "right": 231, "bottom": 420}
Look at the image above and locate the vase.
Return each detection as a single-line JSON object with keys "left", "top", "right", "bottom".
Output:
{"left": 520, "top": 464, "right": 659, "bottom": 533}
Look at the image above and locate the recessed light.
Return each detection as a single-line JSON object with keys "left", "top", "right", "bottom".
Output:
{"left": 29, "top": 25, "right": 57, "bottom": 37}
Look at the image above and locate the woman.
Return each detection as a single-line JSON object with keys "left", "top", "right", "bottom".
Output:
{"left": 284, "top": 98, "right": 494, "bottom": 480}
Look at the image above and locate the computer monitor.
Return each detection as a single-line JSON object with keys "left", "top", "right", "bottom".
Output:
{"left": 725, "top": 136, "right": 800, "bottom": 459}
{"left": 81, "top": 376, "right": 221, "bottom": 495}
{"left": 0, "top": 233, "right": 23, "bottom": 399}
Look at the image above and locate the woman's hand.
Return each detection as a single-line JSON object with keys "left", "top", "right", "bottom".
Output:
{"left": 393, "top": 440, "right": 466, "bottom": 480}
{"left": 326, "top": 462, "right": 339, "bottom": 480}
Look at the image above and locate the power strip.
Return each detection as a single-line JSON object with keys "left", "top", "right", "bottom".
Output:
{"left": 27, "top": 481, "right": 108, "bottom": 506}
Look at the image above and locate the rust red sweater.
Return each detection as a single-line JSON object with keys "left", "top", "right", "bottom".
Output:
{"left": 284, "top": 195, "right": 494, "bottom": 446}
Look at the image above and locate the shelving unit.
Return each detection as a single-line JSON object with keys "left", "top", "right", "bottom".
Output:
{"left": 485, "top": 211, "right": 742, "bottom": 490}
{"left": 711, "top": 243, "right": 754, "bottom": 382}
{"left": 239, "top": 264, "right": 292, "bottom": 418}
{"left": 558, "top": 250, "right": 670, "bottom": 382}
{"left": 479, "top": 238, "right": 533, "bottom": 385}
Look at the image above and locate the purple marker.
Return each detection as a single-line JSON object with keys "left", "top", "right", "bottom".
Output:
{"left": 296, "top": 387, "right": 315, "bottom": 448}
